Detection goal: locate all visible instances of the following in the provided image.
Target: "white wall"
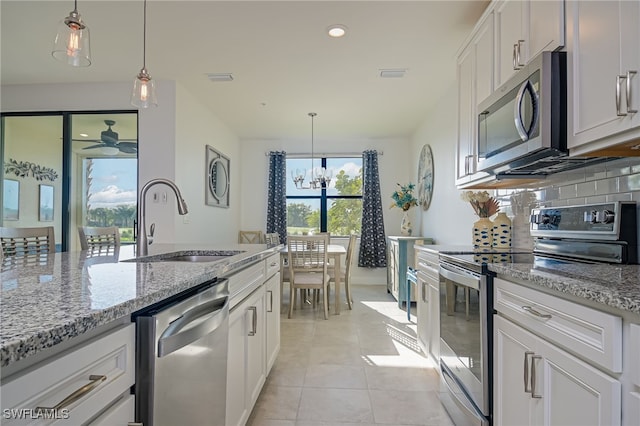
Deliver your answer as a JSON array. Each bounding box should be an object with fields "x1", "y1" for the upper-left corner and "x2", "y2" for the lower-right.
[
  {"x1": 174, "y1": 83, "x2": 240, "y2": 244},
  {"x1": 239, "y1": 136, "x2": 412, "y2": 284},
  {"x1": 1, "y1": 81, "x2": 238, "y2": 245},
  {"x1": 410, "y1": 82, "x2": 477, "y2": 244}
]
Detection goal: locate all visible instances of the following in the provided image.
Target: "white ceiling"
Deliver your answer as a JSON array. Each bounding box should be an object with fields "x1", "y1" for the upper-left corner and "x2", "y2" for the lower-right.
[{"x1": 1, "y1": 1, "x2": 489, "y2": 140}]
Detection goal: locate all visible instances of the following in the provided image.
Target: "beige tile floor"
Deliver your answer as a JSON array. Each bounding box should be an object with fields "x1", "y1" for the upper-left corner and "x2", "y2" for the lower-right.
[{"x1": 246, "y1": 284, "x2": 455, "y2": 426}]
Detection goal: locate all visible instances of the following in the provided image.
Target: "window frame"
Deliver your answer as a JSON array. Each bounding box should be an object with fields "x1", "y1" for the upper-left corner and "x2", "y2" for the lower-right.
[{"x1": 286, "y1": 156, "x2": 362, "y2": 235}]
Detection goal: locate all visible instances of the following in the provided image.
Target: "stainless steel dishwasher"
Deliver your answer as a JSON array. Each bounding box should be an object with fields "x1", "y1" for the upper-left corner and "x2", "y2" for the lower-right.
[{"x1": 132, "y1": 278, "x2": 229, "y2": 426}]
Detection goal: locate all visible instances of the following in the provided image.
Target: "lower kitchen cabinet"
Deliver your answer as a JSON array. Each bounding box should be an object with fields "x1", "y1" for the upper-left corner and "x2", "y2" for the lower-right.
[
  {"x1": 414, "y1": 247, "x2": 440, "y2": 364},
  {"x1": 265, "y1": 272, "x2": 281, "y2": 374},
  {"x1": 494, "y1": 315, "x2": 621, "y2": 425},
  {"x1": 1, "y1": 324, "x2": 135, "y2": 425},
  {"x1": 227, "y1": 284, "x2": 266, "y2": 426}
]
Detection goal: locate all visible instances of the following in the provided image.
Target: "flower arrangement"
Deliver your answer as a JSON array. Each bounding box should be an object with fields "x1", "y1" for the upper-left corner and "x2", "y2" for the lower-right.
[
  {"x1": 391, "y1": 183, "x2": 418, "y2": 211},
  {"x1": 460, "y1": 190, "x2": 500, "y2": 218}
]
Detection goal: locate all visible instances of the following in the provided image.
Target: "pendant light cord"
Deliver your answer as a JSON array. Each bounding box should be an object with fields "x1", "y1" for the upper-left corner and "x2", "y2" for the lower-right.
[
  {"x1": 73, "y1": 0, "x2": 78, "y2": 13},
  {"x1": 142, "y1": 0, "x2": 147, "y2": 69}
]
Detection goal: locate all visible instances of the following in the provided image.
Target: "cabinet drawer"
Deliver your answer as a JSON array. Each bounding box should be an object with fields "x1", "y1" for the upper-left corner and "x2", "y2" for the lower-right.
[
  {"x1": 630, "y1": 323, "x2": 640, "y2": 387},
  {"x1": 494, "y1": 278, "x2": 622, "y2": 372},
  {"x1": 225, "y1": 261, "x2": 265, "y2": 309},
  {"x1": 265, "y1": 253, "x2": 280, "y2": 279},
  {"x1": 88, "y1": 394, "x2": 134, "y2": 425},
  {"x1": 416, "y1": 250, "x2": 439, "y2": 280},
  {"x1": 1, "y1": 324, "x2": 135, "y2": 425}
]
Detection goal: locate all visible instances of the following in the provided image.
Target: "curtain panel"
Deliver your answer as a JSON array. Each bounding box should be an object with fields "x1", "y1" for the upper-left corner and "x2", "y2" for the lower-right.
[
  {"x1": 266, "y1": 151, "x2": 287, "y2": 243},
  {"x1": 359, "y1": 150, "x2": 387, "y2": 267}
]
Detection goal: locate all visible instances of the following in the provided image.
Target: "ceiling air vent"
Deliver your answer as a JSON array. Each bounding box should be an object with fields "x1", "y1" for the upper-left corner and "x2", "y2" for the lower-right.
[
  {"x1": 379, "y1": 69, "x2": 407, "y2": 78},
  {"x1": 207, "y1": 73, "x2": 234, "y2": 82}
]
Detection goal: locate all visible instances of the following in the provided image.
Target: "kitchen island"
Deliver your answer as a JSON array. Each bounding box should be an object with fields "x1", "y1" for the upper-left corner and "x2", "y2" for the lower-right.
[{"x1": 1, "y1": 243, "x2": 280, "y2": 374}]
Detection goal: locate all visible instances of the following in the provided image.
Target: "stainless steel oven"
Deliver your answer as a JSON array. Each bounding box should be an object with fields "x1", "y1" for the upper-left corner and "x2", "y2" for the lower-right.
[{"x1": 438, "y1": 255, "x2": 494, "y2": 426}]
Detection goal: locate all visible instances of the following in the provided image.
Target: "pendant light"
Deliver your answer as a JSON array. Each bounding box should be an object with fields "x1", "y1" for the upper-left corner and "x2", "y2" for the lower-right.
[
  {"x1": 52, "y1": 0, "x2": 91, "y2": 67},
  {"x1": 131, "y1": 0, "x2": 157, "y2": 108},
  {"x1": 291, "y1": 113, "x2": 332, "y2": 189}
]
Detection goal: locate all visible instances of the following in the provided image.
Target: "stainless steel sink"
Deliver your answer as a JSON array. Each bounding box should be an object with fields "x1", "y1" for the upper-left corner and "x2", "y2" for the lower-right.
[{"x1": 124, "y1": 250, "x2": 245, "y2": 263}]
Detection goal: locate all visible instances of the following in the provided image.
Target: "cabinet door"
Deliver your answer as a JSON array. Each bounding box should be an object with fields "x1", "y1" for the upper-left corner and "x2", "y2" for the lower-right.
[
  {"x1": 494, "y1": 315, "x2": 538, "y2": 426},
  {"x1": 528, "y1": 0, "x2": 564, "y2": 60},
  {"x1": 495, "y1": 0, "x2": 525, "y2": 88},
  {"x1": 568, "y1": 0, "x2": 640, "y2": 150},
  {"x1": 536, "y1": 334, "x2": 622, "y2": 426},
  {"x1": 245, "y1": 287, "x2": 266, "y2": 411},
  {"x1": 427, "y1": 280, "x2": 440, "y2": 364},
  {"x1": 456, "y1": 44, "x2": 475, "y2": 181},
  {"x1": 265, "y1": 273, "x2": 281, "y2": 374},
  {"x1": 227, "y1": 303, "x2": 248, "y2": 426},
  {"x1": 416, "y1": 272, "x2": 430, "y2": 355},
  {"x1": 475, "y1": 12, "x2": 494, "y2": 106}
]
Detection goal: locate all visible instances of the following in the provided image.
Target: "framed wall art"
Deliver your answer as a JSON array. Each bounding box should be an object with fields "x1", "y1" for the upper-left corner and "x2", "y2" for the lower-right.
[
  {"x1": 3, "y1": 179, "x2": 20, "y2": 221},
  {"x1": 417, "y1": 144, "x2": 434, "y2": 211},
  {"x1": 39, "y1": 184, "x2": 54, "y2": 221},
  {"x1": 205, "y1": 145, "x2": 230, "y2": 208}
]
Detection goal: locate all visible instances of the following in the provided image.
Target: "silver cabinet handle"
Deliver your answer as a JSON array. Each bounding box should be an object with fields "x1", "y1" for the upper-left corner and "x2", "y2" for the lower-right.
[
  {"x1": 617, "y1": 75, "x2": 628, "y2": 116},
  {"x1": 524, "y1": 351, "x2": 534, "y2": 393},
  {"x1": 267, "y1": 290, "x2": 273, "y2": 312},
  {"x1": 627, "y1": 70, "x2": 638, "y2": 113},
  {"x1": 513, "y1": 44, "x2": 519, "y2": 70},
  {"x1": 248, "y1": 306, "x2": 257, "y2": 336},
  {"x1": 422, "y1": 282, "x2": 427, "y2": 303},
  {"x1": 516, "y1": 40, "x2": 525, "y2": 67},
  {"x1": 36, "y1": 375, "x2": 106, "y2": 412},
  {"x1": 522, "y1": 305, "x2": 552, "y2": 319},
  {"x1": 531, "y1": 355, "x2": 543, "y2": 398}
]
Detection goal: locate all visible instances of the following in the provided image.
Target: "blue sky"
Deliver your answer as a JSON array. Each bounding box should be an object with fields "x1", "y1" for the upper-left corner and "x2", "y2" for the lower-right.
[{"x1": 87, "y1": 158, "x2": 137, "y2": 209}]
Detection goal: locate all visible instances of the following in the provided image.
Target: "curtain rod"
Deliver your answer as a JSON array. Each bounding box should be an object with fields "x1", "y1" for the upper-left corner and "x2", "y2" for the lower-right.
[{"x1": 264, "y1": 151, "x2": 383, "y2": 157}]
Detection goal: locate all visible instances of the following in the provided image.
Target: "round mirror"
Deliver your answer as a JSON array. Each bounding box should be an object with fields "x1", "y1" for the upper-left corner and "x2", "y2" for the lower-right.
[{"x1": 209, "y1": 158, "x2": 229, "y2": 200}]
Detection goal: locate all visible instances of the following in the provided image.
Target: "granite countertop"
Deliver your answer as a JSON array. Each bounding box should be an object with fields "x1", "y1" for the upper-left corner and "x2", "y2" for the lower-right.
[
  {"x1": 1, "y1": 243, "x2": 280, "y2": 369},
  {"x1": 489, "y1": 261, "x2": 640, "y2": 316}
]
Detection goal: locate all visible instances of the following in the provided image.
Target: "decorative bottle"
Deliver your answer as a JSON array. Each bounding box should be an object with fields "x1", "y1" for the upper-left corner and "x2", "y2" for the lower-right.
[
  {"x1": 472, "y1": 217, "x2": 493, "y2": 249},
  {"x1": 491, "y1": 212, "x2": 512, "y2": 249}
]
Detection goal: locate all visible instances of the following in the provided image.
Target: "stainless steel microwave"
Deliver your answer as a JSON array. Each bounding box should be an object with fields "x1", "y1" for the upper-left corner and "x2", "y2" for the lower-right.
[{"x1": 476, "y1": 51, "x2": 567, "y2": 175}]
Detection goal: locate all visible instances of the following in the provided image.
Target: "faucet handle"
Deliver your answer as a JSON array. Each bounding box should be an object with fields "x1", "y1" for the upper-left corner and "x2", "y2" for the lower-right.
[{"x1": 148, "y1": 223, "x2": 155, "y2": 245}]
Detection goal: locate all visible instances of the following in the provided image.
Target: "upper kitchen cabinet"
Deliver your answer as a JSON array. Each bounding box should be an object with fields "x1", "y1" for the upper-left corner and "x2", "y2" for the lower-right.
[
  {"x1": 566, "y1": 0, "x2": 640, "y2": 157},
  {"x1": 456, "y1": 11, "x2": 494, "y2": 186},
  {"x1": 494, "y1": 0, "x2": 565, "y2": 89}
]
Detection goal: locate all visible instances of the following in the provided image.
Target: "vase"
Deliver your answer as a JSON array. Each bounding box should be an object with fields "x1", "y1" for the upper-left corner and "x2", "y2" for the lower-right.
[
  {"x1": 400, "y1": 210, "x2": 412, "y2": 236},
  {"x1": 492, "y1": 212, "x2": 512, "y2": 249},
  {"x1": 472, "y1": 217, "x2": 493, "y2": 249}
]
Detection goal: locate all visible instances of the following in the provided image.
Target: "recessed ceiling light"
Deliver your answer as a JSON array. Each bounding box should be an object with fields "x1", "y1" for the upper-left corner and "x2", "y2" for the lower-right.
[
  {"x1": 80, "y1": 133, "x2": 89, "y2": 137},
  {"x1": 327, "y1": 24, "x2": 347, "y2": 38}
]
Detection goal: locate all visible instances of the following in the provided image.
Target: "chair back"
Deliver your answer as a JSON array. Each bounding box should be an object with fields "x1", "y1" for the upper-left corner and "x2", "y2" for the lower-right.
[
  {"x1": 287, "y1": 234, "x2": 329, "y2": 276},
  {"x1": 78, "y1": 226, "x2": 121, "y2": 250},
  {"x1": 345, "y1": 234, "x2": 358, "y2": 277},
  {"x1": 238, "y1": 230, "x2": 263, "y2": 244},
  {"x1": 0, "y1": 226, "x2": 55, "y2": 256},
  {"x1": 265, "y1": 232, "x2": 281, "y2": 245}
]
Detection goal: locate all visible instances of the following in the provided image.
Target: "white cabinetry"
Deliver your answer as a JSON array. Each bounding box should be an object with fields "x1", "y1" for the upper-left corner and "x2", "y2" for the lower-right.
[
  {"x1": 566, "y1": 0, "x2": 640, "y2": 156},
  {"x1": 629, "y1": 323, "x2": 640, "y2": 426},
  {"x1": 226, "y1": 253, "x2": 281, "y2": 426},
  {"x1": 1, "y1": 324, "x2": 135, "y2": 425},
  {"x1": 494, "y1": 277, "x2": 623, "y2": 426},
  {"x1": 414, "y1": 248, "x2": 440, "y2": 364},
  {"x1": 494, "y1": 0, "x2": 564, "y2": 89}
]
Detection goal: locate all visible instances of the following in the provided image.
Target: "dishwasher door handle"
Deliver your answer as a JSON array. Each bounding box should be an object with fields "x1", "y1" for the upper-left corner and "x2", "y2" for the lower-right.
[{"x1": 158, "y1": 295, "x2": 229, "y2": 357}]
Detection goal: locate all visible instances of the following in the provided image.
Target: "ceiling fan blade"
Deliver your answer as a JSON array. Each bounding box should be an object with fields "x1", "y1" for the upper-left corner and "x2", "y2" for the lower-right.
[
  {"x1": 118, "y1": 142, "x2": 138, "y2": 148},
  {"x1": 82, "y1": 144, "x2": 105, "y2": 150},
  {"x1": 72, "y1": 139, "x2": 102, "y2": 142},
  {"x1": 117, "y1": 139, "x2": 138, "y2": 142},
  {"x1": 119, "y1": 146, "x2": 138, "y2": 154}
]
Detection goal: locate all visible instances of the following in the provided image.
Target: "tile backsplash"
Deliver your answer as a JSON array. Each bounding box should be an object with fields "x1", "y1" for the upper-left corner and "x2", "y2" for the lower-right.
[{"x1": 497, "y1": 157, "x2": 640, "y2": 250}]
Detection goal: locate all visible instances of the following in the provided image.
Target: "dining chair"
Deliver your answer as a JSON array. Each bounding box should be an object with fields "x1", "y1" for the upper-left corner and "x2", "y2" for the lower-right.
[
  {"x1": 78, "y1": 226, "x2": 121, "y2": 250},
  {"x1": 265, "y1": 232, "x2": 281, "y2": 245},
  {"x1": 0, "y1": 226, "x2": 56, "y2": 257},
  {"x1": 287, "y1": 234, "x2": 331, "y2": 319},
  {"x1": 238, "y1": 230, "x2": 263, "y2": 244},
  {"x1": 328, "y1": 234, "x2": 358, "y2": 310}
]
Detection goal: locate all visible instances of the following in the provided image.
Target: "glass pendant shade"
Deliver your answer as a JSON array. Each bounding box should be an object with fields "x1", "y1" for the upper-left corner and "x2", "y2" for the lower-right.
[
  {"x1": 131, "y1": 68, "x2": 158, "y2": 108},
  {"x1": 52, "y1": 10, "x2": 91, "y2": 67}
]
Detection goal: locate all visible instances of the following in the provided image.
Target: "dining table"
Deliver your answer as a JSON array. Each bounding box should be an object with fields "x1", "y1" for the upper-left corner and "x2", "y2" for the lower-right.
[{"x1": 279, "y1": 244, "x2": 347, "y2": 315}]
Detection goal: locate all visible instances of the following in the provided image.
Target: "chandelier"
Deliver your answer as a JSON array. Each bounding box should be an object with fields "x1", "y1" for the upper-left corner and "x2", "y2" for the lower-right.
[{"x1": 291, "y1": 113, "x2": 333, "y2": 189}]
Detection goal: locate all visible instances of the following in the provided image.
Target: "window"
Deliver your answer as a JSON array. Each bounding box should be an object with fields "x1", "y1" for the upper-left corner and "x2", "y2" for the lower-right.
[{"x1": 286, "y1": 157, "x2": 362, "y2": 236}]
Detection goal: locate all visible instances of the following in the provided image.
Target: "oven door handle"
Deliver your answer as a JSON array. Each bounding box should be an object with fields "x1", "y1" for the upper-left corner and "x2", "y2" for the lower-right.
[{"x1": 439, "y1": 264, "x2": 480, "y2": 291}]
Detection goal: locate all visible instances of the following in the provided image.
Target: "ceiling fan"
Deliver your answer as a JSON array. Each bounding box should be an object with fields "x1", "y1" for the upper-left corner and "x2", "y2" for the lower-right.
[{"x1": 74, "y1": 120, "x2": 137, "y2": 154}]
